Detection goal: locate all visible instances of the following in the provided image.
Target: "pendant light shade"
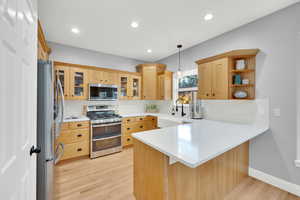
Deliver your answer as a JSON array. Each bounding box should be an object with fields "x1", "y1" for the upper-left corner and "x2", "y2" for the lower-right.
[{"x1": 177, "y1": 44, "x2": 182, "y2": 77}]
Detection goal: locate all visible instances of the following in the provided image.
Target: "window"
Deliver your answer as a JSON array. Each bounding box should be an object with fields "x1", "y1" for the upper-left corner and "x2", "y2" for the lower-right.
[{"x1": 173, "y1": 69, "x2": 198, "y2": 105}]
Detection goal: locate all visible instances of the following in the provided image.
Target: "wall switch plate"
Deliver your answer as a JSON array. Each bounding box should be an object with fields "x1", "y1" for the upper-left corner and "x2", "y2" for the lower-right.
[{"x1": 273, "y1": 108, "x2": 281, "y2": 117}]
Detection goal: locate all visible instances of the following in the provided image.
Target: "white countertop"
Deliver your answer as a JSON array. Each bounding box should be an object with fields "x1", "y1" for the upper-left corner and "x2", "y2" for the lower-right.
[
  {"x1": 63, "y1": 115, "x2": 90, "y2": 122},
  {"x1": 132, "y1": 119, "x2": 268, "y2": 168},
  {"x1": 121, "y1": 113, "x2": 199, "y2": 123}
]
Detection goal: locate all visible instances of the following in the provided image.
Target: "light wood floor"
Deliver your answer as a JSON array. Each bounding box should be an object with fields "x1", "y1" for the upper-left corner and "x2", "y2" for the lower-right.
[{"x1": 55, "y1": 148, "x2": 300, "y2": 200}]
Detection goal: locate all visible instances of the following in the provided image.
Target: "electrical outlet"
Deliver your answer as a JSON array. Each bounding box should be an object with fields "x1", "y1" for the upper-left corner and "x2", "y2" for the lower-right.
[{"x1": 273, "y1": 108, "x2": 281, "y2": 117}]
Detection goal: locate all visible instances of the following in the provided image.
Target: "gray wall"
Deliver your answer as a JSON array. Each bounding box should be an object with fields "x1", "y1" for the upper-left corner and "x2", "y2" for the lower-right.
[
  {"x1": 158, "y1": 3, "x2": 300, "y2": 185},
  {"x1": 48, "y1": 42, "x2": 144, "y2": 72}
]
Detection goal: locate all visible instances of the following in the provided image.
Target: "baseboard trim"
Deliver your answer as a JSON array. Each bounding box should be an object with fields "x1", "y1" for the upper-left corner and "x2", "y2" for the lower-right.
[
  {"x1": 249, "y1": 168, "x2": 300, "y2": 197},
  {"x1": 295, "y1": 160, "x2": 300, "y2": 167}
]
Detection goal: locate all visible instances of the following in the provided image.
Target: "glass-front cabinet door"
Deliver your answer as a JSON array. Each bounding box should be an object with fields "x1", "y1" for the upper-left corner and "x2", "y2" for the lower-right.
[
  {"x1": 119, "y1": 74, "x2": 129, "y2": 100},
  {"x1": 131, "y1": 75, "x2": 141, "y2": 100},
  {"x1": 69, "y1": 68, "x2": 87, "y2": 100},
  {"x1": 55, "y1": 65, "x2": 70, "y2": 99}
]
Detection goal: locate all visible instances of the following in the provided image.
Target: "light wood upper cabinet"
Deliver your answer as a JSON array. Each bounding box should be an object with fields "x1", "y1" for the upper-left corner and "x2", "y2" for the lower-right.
[
  {"x1": 55, "y1": 65, "x2": 70, "y2": 99},
  {"x1": 158, "y1": 71, "x2": 173, "y2": 100},
  {"x1": 88, "y1": 70, "x2": 103, "y2": 83},
  {"x1": 196, "y1": 49, "x2": 259, "y2": 100},
  {"x1": 131, "y1": 75, "x2": 142, "y2": 100},
  {"x1": 119, "y1": 74, "x2": 130, "y2": 100},
  {"x1": 88, "y1": 70, "x2": 118, "y2": 85},
  {"x1": 141, "y1": 66, "x2": 157, "y2": 100},
  {"x1": 198, "y1": 62, "x2": 213, "y2": 99},
  {"x1": 119, "y1": 74, "x2": 141, "y2": 100},
  {"x1": 212, "y1": 58, "x2": 229, "y2": 99},
  {"x1": 198, "y1": 58, "x2": 228, "y2": 99},
  {"x1": 136, "y1": 64, "x2": 167, "y2": 100},
  {"x1": 69, "y1": 67, "x2": 88, "y2": 100},
  {"x1": 37, "y1": 20, "x2": 51, "y2": 60}
]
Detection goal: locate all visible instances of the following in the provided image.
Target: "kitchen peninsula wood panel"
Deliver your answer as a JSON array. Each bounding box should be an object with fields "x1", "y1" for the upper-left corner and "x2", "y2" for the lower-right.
[{"x1": 133, "y1": 139, "x2": 249, "y2": 200}]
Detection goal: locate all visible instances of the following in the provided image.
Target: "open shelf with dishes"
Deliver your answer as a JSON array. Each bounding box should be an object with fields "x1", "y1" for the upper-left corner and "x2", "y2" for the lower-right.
[{"x1": 229, "y1": 54, "x2": 257, "y2": 100}]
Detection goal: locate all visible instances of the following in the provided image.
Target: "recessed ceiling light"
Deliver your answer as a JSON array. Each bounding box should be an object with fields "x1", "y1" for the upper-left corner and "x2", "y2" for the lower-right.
[
  {"x1": 147, "y1": 49, "x2": 152, "y2": 53},
  {"x1": 204, "y1": 13, "x2": 213, "y2": 21},
  {"x1": 131, "y1": 21, "x2": 139, "y2": 28},
  {"x1": 71, "y1": 27, "x2": 80, "y2": 34}
]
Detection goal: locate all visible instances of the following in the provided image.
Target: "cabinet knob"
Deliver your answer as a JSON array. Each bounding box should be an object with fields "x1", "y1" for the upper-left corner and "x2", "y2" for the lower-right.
[
  {"x1": 140, "y1": 126, "x2": 143, "y2": 129},
  {"x1": 127, "y1": 119, "x2": 130, "y2": 122},
  {"x1": 212, "y1": 93, "x2": 215, "y2": 96},
  {"x1": 127, "y1": 138, "x2": 131, "y2": 141},
  {"x1": 77, "y1": 134, "x2": 82, "y2": 137},
  {"x1": 77, "y1": 124, "x2": 82, "y2": 127},
  {"x1": 206, "y1": 94, "x2": 209, "y2": 96},
  {"x1": 77, "y1": 148, "x2": 82, "y2": 152},
  {"x1": 127, "y1": 128, "x2": 130, "y2": 130}
]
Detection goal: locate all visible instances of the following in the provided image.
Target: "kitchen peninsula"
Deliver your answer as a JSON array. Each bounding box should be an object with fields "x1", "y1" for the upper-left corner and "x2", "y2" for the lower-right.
[{"x1": 132, "y1": 116, "x2": 269, "y2": 200}]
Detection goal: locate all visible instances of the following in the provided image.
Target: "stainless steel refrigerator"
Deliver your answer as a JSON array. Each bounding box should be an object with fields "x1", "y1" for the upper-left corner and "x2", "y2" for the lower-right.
[{"x1": 37, "y1": 60, "x2": 65, "y2": 200}]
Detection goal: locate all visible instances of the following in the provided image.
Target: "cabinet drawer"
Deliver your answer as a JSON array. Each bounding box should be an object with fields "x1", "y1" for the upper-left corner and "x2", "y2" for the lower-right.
[
  {"x1": 57, "y1": 128, "x2": 89, "y2": 144},
  {"x1": 61, "y1": 141, "x2": 89, "y2": 160},
  {"x1": 123, "y1": 135, "x2": 133, "y2": 147},
  {"x1": 69, "y1": 121, "x2": 89, "y2": 129},
  {"x1": 122, "y1": 117, "x2": 136, "y2": 124},
  {"x1": 135, "y1": 116, "x2": 146, "y2": 122},
  {"x1": 123, "y1": 122, "x2": 147, "y2": 134}
]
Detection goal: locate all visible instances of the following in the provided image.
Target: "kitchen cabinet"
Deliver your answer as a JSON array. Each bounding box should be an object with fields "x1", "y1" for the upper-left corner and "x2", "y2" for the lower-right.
[
  {"x1": 131, "y1": 75, "x2": 142, "y2": 100},
  {"x1": 37, "y1": 20, "x2": 51, "y2": 60},
  {"x1": 136, "y1": 64, "x2": 167, "y2": 100},
  {"x1": 122, "y1": 116, "x2": 158, "y2": 147},
  {"x1": 55, "y1": 65, "x2": 70, "y2": 99},
  {"x1": 158, "y1": 71, "x2": 173, "y2": 100},
  {"x1": 88, "y1": 70, "x2": 118, "y2": 85},
  {"x1": 119, "y1": 74, "x2": 141, "y2": 100},
  {"x1": 69, "y1": 68, "x2": 88, "y2": 100},
  {"x1": 56, "y1": 121, "x2": 90, "y2": 161},
  {"x1": 89, "y1": 70, "x2": 103, "y2": 84},
  {"x1": 198, "y1": 58, "x2": 228, "y2": 99},
  {"x1": 196, "y1": 49, "x2": 259, "y2": 100},
  {"x1": 55, "y1": 64, "x2": 88, "y2": 100}
]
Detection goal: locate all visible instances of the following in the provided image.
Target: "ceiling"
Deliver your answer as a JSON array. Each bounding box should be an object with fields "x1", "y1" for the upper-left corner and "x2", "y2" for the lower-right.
[{"x1": 38, "y1": 0, "x2": 299, "y2": 62}]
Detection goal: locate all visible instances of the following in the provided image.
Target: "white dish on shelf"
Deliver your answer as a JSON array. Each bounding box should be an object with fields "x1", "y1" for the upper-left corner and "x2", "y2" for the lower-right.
[{"x1": 234, "y1": 90, "x2": 248, "y2": 98}]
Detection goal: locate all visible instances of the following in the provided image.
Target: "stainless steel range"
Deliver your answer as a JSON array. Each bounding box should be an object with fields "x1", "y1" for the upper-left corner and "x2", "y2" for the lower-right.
[{"x1": 86, "y1": 105, "x2": 122, "y2": 158}]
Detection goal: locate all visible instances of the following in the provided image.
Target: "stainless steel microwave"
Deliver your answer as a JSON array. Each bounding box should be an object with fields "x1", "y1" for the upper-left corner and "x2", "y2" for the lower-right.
[{"x1": 89, "y1": 84, "x2": 118, "y2": 101}]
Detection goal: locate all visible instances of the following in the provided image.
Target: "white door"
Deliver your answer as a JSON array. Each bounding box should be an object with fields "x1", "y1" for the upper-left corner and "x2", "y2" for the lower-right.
[{"x1": 0, "y1": 0, "x2": 38, "y2": 200}]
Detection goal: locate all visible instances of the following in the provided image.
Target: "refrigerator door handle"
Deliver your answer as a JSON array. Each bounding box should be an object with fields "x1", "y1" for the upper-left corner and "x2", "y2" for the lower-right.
[
  {"x1": 54, "y1": 142, "x2": 64, "y2": 164},
  {"x1": 56, "y1": 78, "x2": 65, "y2": 137}
]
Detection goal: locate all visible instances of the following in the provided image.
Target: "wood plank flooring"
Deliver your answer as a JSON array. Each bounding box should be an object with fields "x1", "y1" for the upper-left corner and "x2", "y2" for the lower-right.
[{"x1": 55, "y1": 148, "x2": 300, "y2": 200}]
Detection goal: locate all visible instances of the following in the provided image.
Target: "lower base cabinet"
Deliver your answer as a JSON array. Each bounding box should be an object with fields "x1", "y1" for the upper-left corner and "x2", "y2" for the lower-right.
[
  {"x1": 56, "y1": 121, "x2": 90, "y2": 161},
  {"x1": 122, "y1": 116, "x2": 158, "y2": 147}
]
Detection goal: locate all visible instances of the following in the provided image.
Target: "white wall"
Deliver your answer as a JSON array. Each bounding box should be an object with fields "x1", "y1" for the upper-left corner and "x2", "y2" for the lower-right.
[
  {"x1": 48, "y1": 42, "x2": 144, "y2": 72},
  {"x1": 158, "y1": 3, "x2": 300, "y2": 185}
]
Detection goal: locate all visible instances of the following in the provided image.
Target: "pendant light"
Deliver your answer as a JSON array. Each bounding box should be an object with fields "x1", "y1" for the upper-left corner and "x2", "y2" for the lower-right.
[{"x1": 177, "y1": 44, "x2": 183, "y2": 77}]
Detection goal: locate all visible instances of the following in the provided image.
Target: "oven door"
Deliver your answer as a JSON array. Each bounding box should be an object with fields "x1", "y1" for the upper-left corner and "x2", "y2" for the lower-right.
[
  {"x1": 91, "y1": 122, "x2": 122, "y2": 157},
  {"x1": 89, "y1": 84, "x2": 118, "y2": 101}
]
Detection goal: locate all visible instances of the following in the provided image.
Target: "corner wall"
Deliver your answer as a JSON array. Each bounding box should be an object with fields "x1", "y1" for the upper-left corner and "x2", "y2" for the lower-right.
[{"x1": 158, "y1": 3, "x2": 300, "y2": 185}]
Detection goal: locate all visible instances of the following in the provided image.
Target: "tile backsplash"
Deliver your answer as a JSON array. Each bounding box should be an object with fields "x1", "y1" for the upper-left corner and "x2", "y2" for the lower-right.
[{"x1": 64, "y1": 100, "x2": 151, "y2": 116}]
